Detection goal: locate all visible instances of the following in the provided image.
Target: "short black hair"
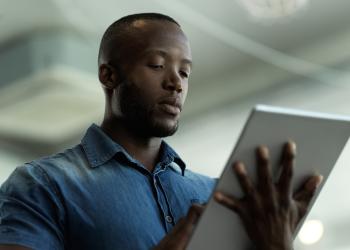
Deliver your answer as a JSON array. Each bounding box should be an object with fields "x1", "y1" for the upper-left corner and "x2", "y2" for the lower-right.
[{"x1": 98, "y1": 13, "x2": 180, "y2": 66}]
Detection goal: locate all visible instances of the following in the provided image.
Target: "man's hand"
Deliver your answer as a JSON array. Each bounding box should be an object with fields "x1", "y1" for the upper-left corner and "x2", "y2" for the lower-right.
[
  {"x1": 153, "y1": 204, "x2": 204, "y2": 250},
  {"x1": 214, "y1": 141, "x2": 323, "y2": 250}
]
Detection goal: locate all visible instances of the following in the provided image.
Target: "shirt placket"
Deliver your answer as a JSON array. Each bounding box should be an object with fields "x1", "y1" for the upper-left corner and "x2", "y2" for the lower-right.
[{"x1": 151, "y1": 168, "x2": 175, "y2": 233}]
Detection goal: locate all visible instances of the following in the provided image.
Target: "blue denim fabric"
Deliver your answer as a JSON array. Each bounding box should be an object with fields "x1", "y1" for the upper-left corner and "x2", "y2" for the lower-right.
[{"x1": 0, "y1": 124, "x2": 215, "y2": 250}]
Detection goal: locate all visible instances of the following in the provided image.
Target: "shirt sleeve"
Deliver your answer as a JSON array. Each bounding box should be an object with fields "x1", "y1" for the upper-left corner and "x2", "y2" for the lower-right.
[{"x1": 0, "y1": 164, "x2": 65, "y2": 250}]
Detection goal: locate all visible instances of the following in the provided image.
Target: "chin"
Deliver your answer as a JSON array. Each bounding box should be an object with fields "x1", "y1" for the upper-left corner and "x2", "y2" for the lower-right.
[{"x1": 149, "y1": 119, "x2": 179, "y2": 138}]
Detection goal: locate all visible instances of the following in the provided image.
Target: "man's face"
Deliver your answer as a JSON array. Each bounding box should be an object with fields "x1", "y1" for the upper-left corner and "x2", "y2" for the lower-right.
[{"x1": 111, "y1": 20, "x2": 192, "y2": 137}]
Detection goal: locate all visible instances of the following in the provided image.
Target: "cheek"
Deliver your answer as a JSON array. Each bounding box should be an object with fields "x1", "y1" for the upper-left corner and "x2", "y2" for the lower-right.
[
  {"x1": 132, "y1": 66, "x2": 163, "y2": 85},
  {"x1": 182, "y1": 83, "x2": 189, "y2": 104},
  {"x1": 125, "y1": 81, "x2": 158, "y2": 112},
  {"x1": 129, "y1": 71, "x2": 163, "y2": 101}
]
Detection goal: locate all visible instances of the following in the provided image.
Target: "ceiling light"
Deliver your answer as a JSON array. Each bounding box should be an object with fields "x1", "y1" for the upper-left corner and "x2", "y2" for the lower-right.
[
  {"x1": 238, "y1": 0, "x2": 309, "y2": 19},
  {"x1": 298, "y1": 219, "x2": 324, "y2": 245}
]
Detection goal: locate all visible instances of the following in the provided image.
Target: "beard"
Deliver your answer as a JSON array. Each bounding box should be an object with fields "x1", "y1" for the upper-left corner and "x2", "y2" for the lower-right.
[{"x1": 118, "y1": 80, "x2": 179, "y2": 138}]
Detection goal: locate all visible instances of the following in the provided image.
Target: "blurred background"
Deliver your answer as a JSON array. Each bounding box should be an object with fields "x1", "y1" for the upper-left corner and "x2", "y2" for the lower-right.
[{"x1": 1, "y1": 0, "x2": 350, "y2": 249}]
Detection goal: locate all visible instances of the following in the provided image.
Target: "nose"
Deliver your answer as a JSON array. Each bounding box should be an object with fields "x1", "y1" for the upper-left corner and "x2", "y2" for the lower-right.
[{"x1": 163, "y1": 69, "x2": 182, "y2": 93}]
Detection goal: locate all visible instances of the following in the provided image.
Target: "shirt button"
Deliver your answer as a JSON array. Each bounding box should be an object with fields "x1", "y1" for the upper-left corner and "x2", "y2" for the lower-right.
[{"x1": 165, "y1": 215, "x2": 173, "y2": 223}]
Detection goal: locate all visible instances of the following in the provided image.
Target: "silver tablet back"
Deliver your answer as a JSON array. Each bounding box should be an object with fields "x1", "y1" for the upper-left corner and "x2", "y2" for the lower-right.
[{"x1": 188, "y1": 105, "x2": 350, "y2": 250}]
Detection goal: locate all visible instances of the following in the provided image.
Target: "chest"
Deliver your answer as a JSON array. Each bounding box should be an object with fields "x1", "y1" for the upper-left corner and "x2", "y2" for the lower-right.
[{"x1": 61, "y1": 168, "x2": 208, "y2": 250}]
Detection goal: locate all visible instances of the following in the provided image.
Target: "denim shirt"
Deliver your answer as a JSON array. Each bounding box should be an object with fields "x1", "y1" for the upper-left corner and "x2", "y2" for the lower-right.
[{"x1": 0, "y1": 124, "x2": 215, "y2": 250}]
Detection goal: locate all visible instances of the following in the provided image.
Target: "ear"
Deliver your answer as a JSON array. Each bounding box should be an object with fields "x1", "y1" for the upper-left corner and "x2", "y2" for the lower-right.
[{"x1": 98, "y1": 64, "x2": 119, "y2": 89}]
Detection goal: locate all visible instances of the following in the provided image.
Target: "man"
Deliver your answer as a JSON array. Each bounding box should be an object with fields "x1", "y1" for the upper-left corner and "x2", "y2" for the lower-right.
[{"x1": 0, "y1": 13, "x2": 322, "y2": 250}]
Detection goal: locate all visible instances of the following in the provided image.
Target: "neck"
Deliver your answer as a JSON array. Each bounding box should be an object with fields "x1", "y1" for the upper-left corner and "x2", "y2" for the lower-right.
[{"x1": 100, "y1": 117, "x2": 162, "y2": 173}]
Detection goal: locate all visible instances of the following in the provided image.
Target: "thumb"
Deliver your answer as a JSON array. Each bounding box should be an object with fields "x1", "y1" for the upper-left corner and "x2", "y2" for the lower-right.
[
  {"x1": 173, "y1": 205, "x2": 204, "y2": 249},
  {"x1": 186, "y1": 204, "x2": 205, "y2": 225},
  {"x1": 172, "y1": 204, "x2": 204, "y2": 239}
]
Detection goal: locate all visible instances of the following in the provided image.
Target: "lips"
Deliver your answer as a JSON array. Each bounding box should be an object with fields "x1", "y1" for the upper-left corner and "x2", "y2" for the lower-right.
[{"x1": 158, "y1": 97, "x2": 182, "y2": 116}]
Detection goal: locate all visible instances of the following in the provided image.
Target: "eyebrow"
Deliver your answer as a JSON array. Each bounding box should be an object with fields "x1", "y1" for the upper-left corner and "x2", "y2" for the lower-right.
[{"x1": 143, "y1": 49, "x2": 193, "y2": 68}]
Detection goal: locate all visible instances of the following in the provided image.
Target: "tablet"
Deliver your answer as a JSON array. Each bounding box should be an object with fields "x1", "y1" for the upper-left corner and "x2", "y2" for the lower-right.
[{"x1": 188, "y1": 105, "x2": 350, "y2": 250}]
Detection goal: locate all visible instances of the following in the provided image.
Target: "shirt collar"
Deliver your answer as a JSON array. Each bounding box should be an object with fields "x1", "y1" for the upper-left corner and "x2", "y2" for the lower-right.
[
  {"x1": 81, "y1": 124, "x2": 128, "y2": 168},
  {"x1": 159, "y1": 140, "x2": 186, "y2": 175},
  {"x1": 81, "y1": 124, "x2": 186, "y2": 174}
]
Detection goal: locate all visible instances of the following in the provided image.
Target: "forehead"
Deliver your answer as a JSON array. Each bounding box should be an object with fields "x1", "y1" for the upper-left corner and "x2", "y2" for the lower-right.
[{"x1": 124, "y1": 20, "x2": 192, "y2": 60}]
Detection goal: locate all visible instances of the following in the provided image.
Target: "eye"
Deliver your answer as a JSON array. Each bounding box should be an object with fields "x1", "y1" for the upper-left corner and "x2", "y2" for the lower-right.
[
  {"x1": 148, "y1": 64, "x2": 164, "y2": 69},
  {"x1": 180, "y1": 70, "x2": 189, "y2": 78}
]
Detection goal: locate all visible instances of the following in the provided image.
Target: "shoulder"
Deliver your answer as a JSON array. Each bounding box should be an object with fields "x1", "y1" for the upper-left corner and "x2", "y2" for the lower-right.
[
  {"x1": 1, "y1": 144, "x2": 89, "y2": 195},
  {"x1": 0, "y1": 163, "x2": 67, "y2": 250},
  {"x1": 184, "y1": 169, "x2": 216, "y2": 187},
  {"x1": 182, "y1": 169, "x2": 217, "y2": 200},
  {"x1": 31, "y1": 144, "x2": 88, "y2": 170},
  {"x1": 25, "y1": 144, "x2": 91, "y2": 180}
]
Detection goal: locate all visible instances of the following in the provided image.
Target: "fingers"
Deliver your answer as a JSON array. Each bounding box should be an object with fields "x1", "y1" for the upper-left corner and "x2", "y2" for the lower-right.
[
  {"x1": 163, "y1": 205, "x2": 203, "y2": 249},
  {"x1": 277, "y1": 141, "x2": 296, "y2": 205},
  {"x1": 155, "y1": 217, "x2": 192, "y2": 250},
  {"x1": 172, "y1": 204, "x2": 203, "y2": 234},
  {"x1": 256, "y1": 146, "x2": 274, "y2": 196},
  {"x1": 186, "y1": 204, "x2": 204, "y2": 225},
  {"x1": 214, "y1": 191, "x2": 242, "y2": 214},
  {"x1": 233, "y1": 162, "x2": 255, "y2": 197},
  {"x1": 256, "y1": 145, "x2": 278, "y2": 212},
  {"x1": 294, "y1": 175, "x2": 323, "y2": 204},
  {"x1": 214, "y1": 163, "x2": 248, "y2": 216}
]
